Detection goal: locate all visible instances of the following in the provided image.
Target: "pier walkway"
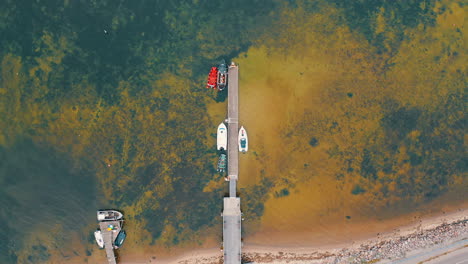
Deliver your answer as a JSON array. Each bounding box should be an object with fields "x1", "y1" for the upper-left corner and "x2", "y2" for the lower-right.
[
  {"x1": 227, "y1": 63, "x2": 239, "y2": 188},
  {"x1": 99, "y1": 220, "x2": 122, "y2": 264},
  {"x1": 222, "y1": 63, "x2": 242, "y2": 264},
  {"x1": 222, "y1": 197, "x2": 242, "y2": 264}
]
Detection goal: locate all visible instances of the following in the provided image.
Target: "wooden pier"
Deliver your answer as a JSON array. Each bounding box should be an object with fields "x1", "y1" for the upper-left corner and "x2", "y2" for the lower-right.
[
  {"x1": 227, "y1": 63, "x2": 239, "y2": 187},
  {"x1": 222, "y1": 63, "x2": 242, "y2": 264},
  {"x1": 222, "y1": 197, "x2": 242, "y2": 264},
  {"x1": 99, "y1": 220, "x2": 123, "y2": 264}
]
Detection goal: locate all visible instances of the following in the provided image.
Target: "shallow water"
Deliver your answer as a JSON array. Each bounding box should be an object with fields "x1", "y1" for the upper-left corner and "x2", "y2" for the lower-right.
[
  {"x1": 0, "y1": 1, "x2": 466, "y2": 263},
  {"x1": 233, "y1": 0, "x2": 466, "y2": 246},
  {"x1": 0, "y1": 140, "x2": 98, "y2": 263}
]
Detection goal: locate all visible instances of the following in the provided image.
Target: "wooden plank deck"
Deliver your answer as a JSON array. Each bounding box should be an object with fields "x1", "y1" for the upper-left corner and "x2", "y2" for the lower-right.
[
  {"x1": 223, "y1": 62, "x2": 242, "y2": 264},
  {"x1": 222, "y1": 197, "x2": 242, "y2": 264},
  {"x1": 227, "y1": 63, "x2": 239, "y2": 192},
  {"x1": 99, "y1": 220, "x2": 122, "y2": 264}
]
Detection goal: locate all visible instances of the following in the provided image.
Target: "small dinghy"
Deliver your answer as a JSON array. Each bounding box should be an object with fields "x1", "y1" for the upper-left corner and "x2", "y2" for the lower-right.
[
  {"x1": 114, "y1": 230, "x2": 127, "y2": 249},
  {"x1": 97, "y1": 210, "x2": 123, "y2": 221},
  {"x1": 217, "y1": 154, "x2": 227, "y2": 173},
  {"x1": 94, "y1": 230, "x2": 104, "y2": 249},
  {"x1": 206, "y1": 67, "x2": 218, "y2": 89},
  {"x1": 217, "y1": 60, "x2": 228, "y2": 91},
  {"x1": 238, "y1": 126, "x2": 248, "y2": 153}
]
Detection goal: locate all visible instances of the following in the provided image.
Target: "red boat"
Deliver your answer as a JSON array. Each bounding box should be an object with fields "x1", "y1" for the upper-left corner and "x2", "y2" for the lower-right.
[{"x1": 206, "y1": 67, "x2": 218, "y2": 89}]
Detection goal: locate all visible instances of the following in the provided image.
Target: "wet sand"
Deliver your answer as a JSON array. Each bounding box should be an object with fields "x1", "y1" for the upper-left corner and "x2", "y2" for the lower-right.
[
  {"x1": 246, "y1": 193, "x2": 468, "y2": 246},
  {"x1": 86, "y1": 204, "x2": 466, "y2": 264}
]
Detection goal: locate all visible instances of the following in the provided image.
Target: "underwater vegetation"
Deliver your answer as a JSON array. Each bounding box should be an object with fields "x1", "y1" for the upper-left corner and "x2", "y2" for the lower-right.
[
  {"x1": 0, "y1": 0, "x2": 466, "y2": 262},
  {"x1": 236, "y1": 0, "x2": 466, "y2": 234}
]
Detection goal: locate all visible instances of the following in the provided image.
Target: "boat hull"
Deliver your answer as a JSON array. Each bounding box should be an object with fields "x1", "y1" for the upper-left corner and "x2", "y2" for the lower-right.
[
  {"x1": 206, "y1": 67, "x2": 218, "y2": 89},
  {"x1": 217, "y1": 60, "x2": 228, "y2": 91},
  {"x1": 217, "y1": 154, "x2": 227, "y2": 173},
  {"x1": 217, "y1": 122, "x2": 227, "y2": 150},
  {"x1": 97, "y1": 210, "x2": 123, "y2": 221},
  {"x1": 238, "y1": 126, "x2": 248, "y2": 153},
  {"x1": 94, "y1": 230, "x2": 104, "y2": 249},
  {"x1": 114, "y1": 230, "x2": 126, "y2": 249},
  {"x1": 217, "y1": 72, "x2": 227, "y2": 90}
]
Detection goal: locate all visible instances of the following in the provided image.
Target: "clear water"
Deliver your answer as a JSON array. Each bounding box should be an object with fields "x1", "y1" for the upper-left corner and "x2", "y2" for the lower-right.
[{"x1": 0, "y1": 0, "x2": 466, "y2": 263}]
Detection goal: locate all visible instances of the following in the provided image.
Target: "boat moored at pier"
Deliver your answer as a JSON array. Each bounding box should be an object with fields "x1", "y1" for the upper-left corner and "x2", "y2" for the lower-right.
[
  {"x1": 114, "y1": 230, "x2": 127, "y2": 249},
  {"x1": 217, "y1": 122, "x2": 227, "y2": 151},
  {"x1": 218, "y1": 153, "x2": 227, "y2": 173},
  {"x1": 97, "y1": 210, "x2": 123, "y2": 221},
  {"x1": 217, "y1": 60, "x2": 228, "y2": 91},
  {"x1": 238, "y1": 126, "x2": 248, "y2": 153},
  {"x1": 94, "y1": 230, "x2": 104, "y2": 249},
  {"x1": 206, "y1": 67, "x2": 218, "y2": 89}
]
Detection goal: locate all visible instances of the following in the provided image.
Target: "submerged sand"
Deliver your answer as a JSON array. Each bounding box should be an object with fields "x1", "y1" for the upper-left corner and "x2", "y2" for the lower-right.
[
  {"x1": 105, "y1": 205, "x2": 467, "y2": 264},
  {"x1": 83, "y1": 4, "x2": 466, "y2": 263}
]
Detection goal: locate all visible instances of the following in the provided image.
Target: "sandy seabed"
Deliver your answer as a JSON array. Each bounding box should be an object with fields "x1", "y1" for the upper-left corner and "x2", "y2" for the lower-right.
[{"x1": 114, "y1": 205, "x2": 468, "y2": 264}]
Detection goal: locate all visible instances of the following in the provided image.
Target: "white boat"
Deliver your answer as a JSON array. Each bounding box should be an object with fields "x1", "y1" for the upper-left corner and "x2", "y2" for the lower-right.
[
  {"x1": 94, "y1": 230, "x2": 104, "y2": 249},
  {"x1": 97, "y1": 210, "x2": 123, "y2": 221},
  {"x1": 238, "y1": 126, "x2": 248, "y2": 153},
  {"x1": 217, "y1": 122, "x2": 227, "y2": 151}
]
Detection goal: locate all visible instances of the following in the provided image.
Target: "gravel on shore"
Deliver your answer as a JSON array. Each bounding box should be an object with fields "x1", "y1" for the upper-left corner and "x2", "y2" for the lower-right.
[{"x1": 241, "y1": 219, "x2": 468, "y2": 264}]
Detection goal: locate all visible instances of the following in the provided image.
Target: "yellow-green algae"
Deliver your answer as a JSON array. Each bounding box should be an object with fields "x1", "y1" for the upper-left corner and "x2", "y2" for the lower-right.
[
  {"x1": 235, "y1": 0, "x2": 466, "y2": 244},
  {"x1": 0, "y1": 0, "x2": 466, "y2": 263}
]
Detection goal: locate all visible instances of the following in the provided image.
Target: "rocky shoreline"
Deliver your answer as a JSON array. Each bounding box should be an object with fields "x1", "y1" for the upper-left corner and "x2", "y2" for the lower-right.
[
  {"x1": 130, "y1": 208, "x2": 468, "y2": 264},
  {"x1": 241, "y1": 219, "x2": 468, "y2": 264}
]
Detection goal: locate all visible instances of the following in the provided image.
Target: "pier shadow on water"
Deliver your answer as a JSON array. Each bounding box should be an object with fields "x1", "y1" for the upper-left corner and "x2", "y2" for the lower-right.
[
  {"x1": 215, "y1": 87, "x2": 228, "y2": 103},
  {"x1": 0, "y1": 139, "x2": 98, "y2": 263}
]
